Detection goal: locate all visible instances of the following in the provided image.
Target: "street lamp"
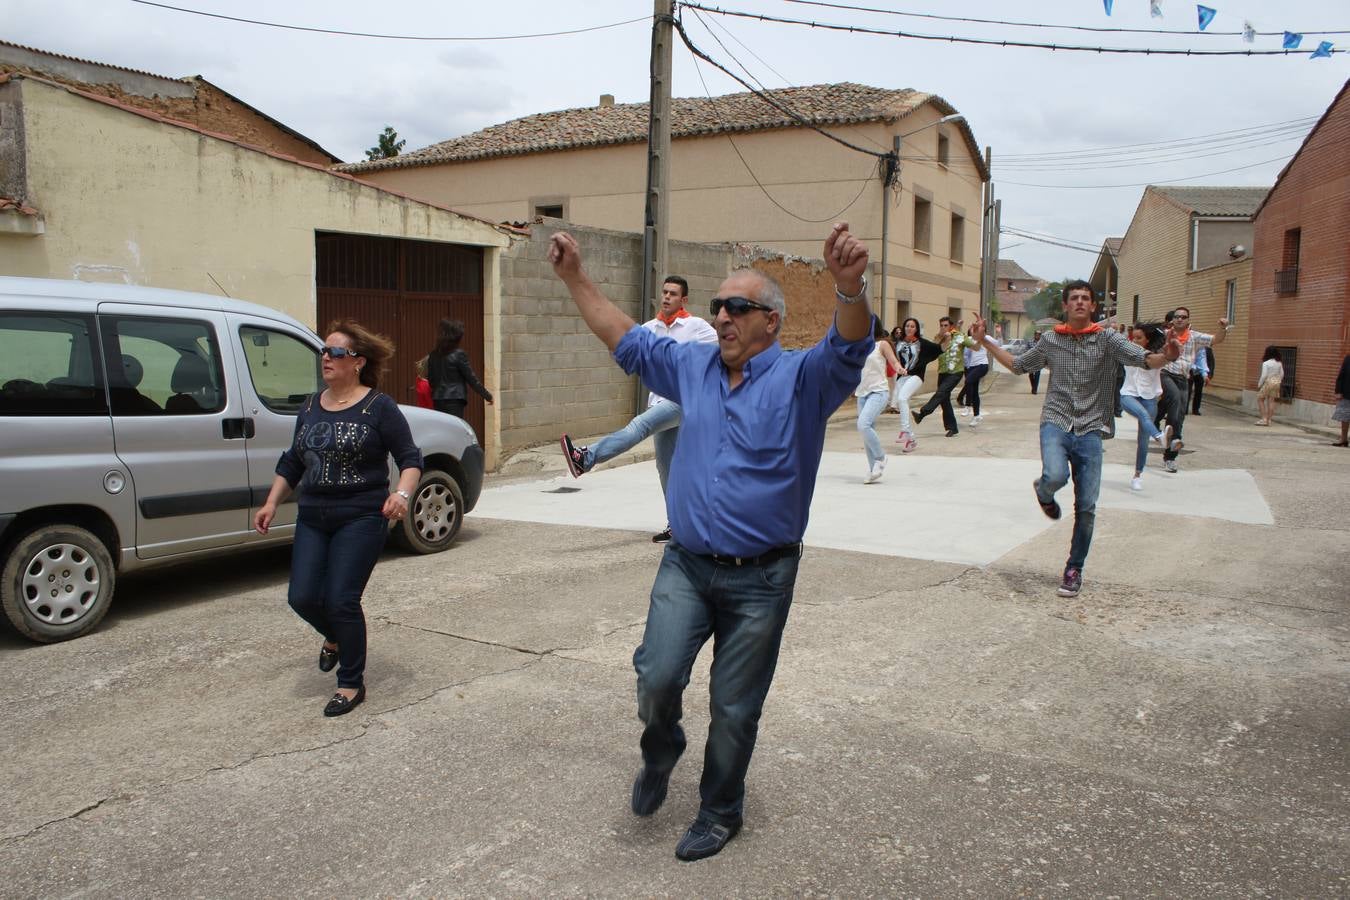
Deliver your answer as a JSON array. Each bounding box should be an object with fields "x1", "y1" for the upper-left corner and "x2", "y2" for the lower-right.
[{"x1": 878, "y1": 114, "x2": 966, "y2": 323}]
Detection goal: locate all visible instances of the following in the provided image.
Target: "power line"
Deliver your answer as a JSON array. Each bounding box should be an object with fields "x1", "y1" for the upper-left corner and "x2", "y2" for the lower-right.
[
  {"x1": 998, "y1": 153, "x2": 1291, "y2": 189},
  {"x1": 681, "y1": 3, "x2": 1348, "y2": 55},
  {"x1": 1001, "y1": 226, "x2": 1100, "y2": 251},
  {"x1": 125, "y1": 0, "x2": 647, "y2": 40},
  {"x1": 994, "y1": 131, "x2": 1308, "y2": 172},
  {"x1": 1000, "y1": 229, "x2": 1104, "y2": 254},
  {"x1": 780, "y1": 0, "x2": 1350, "y2": 37},
  {"x1": 997, "y1": 116, "x2": 1318, "y2": 160}
]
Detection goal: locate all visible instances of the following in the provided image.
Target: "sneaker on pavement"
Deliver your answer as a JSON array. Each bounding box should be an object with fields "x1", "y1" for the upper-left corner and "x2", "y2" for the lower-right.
[
  {"x1": 1169, "y1": 436, "x2": 1184, "y2": 453},
  {"x1": 1033, "y1": 480, "x2": 1061, "y2": 520},
  {"x1": 901, "y1": 436, "x2": 918, "y2": 454},
  {"x1": 1163, "y1": 459, "x2": 1178, "y2": 473},
  {"x1": 560, "y1": 434, "x2": 588, "y2": 478},
  {"x1": 972, "y1": 414, "x2": 983, "y2": 426},
  {"x1": 1057, "y1": 566, "x2": 1082, "y2": 597},
  {"x1": 960, "y1": 408, "x2": 970, "y2": 417},
  {"x1": 912, "y1": 410, "x2": 926, "y2": 426},
  {"x1": 945, "y1": 429, "x2": 958, "y2": 437},
  {"x1": 631, "y1": 767, "x2": 671, "y2": 817},
  {"x1": 1130, "y1": 476, "x2": 1143, "y2": 491},
  {"x1": 652, "y1": 526, "x2": 672, "y2": 544},
  {"x1": 675, "y1": 816, "x2": 742, "y2": 862},
  {"x1": 864, "y1": 458, "x2": 886, "y2": 484}
]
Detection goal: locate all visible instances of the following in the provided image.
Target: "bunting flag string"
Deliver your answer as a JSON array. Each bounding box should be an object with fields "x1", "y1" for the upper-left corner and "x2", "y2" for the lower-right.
[{"x1": 1100, "y1": 2, "x2": 1337, "y2": 58}]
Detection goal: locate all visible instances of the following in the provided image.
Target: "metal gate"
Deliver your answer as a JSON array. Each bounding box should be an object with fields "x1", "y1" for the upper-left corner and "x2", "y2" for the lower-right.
[{"x1": 315, "y1": 232, "x2": 486, "y2": 441}]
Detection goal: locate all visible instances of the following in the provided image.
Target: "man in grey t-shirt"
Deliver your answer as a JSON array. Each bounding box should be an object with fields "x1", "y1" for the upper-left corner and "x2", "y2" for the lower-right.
[{"x1": 973, "y1": 280, "x2": 1179, "y2": 598}]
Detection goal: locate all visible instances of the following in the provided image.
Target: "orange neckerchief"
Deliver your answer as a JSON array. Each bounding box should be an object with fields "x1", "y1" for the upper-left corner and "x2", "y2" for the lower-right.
[
  {"x1": 1172, "y1": 328, "x2": 1191, "y2": 345},
  {"x1": 657, "y1": 308, "x2": 691, "y2": 327},
  {"x1": 1053, "y1": 321, "x2": 1104, "y2": 336}
]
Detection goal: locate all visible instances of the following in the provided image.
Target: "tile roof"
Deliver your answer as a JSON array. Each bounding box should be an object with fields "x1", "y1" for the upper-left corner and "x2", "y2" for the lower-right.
[
  {"x1": 1151, "y1": 185, "x2": 1270, "y2": 217},
  {"x1": 995, "y1": 258, "x2": 1038, "y2": 281},
  {"x1": 340, "y1": 83, "x2": 987, "y2": 179}
]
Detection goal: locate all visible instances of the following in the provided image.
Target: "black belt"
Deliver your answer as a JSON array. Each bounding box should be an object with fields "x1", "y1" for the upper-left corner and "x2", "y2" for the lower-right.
[{"x1": 708, "y1": 542, "x2": 802, "y2": 567}]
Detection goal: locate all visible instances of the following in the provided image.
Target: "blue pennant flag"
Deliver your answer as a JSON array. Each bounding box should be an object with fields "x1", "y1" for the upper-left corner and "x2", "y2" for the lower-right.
[
  {"x1": 1150, "y1": 0, "x2": 1163, "y2": 17},
  {"x1": 1196, "y1": 5, "x2": 1216, "y2": 31},
  {"x1": 1104, "y1": 0, "x2": 1113, "y2": 15},
  {"x1": 1310, "y1": 40, "x2": 1333, "y2": 59},
  {"x1": 1283, "y1": 32, "x2": 1303, "y2": 49}
]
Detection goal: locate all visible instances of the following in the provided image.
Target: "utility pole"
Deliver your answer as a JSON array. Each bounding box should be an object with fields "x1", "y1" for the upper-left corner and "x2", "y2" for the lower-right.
[
  {"x1": 639, "y1": 0, "x2": 673, "y2": 415},
  {"x1": 877, "y1": 135, "x2": 900, "y2": 328},
  {"x1": 979, "y1": 146, "x2": 994, "y2": 322}
]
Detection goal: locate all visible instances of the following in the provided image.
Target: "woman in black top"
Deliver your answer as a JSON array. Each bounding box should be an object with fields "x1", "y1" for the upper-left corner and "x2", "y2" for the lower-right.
[
  {"x1": 254, "y1": 320, "x2": 422, "y2": 717},
  {"x1": 1333, "y1": 354, "x2": 1350, "y2": 447},
  {"x1": 890, "y1": 317, "x2": 942, "y2": 452},
  {"x1": 427, "y1": 318, "x2": 493, "y2": 420}
]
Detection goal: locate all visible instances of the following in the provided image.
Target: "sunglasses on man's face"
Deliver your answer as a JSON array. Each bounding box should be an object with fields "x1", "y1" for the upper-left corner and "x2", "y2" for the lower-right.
[
  {"x1": 321, "y1": 346, "x2": 358, "y2": 359},
  {"x1": 710, "y1": 296, "x2": 775, "y2": 317}
]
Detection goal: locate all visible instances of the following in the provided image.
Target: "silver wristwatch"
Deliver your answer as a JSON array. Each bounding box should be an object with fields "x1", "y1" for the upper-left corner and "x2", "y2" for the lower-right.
[
  {"x1": 835, "y1": 276, "x2": 868, "y2": 305},
  {"x1": 395, "y1": 489, "x2": 411, "y2": 501}
]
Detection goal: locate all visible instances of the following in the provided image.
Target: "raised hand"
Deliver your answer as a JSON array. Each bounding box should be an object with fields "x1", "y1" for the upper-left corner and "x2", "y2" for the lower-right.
[
  {"x1": 547, "y1": 232, "x2": 584, "y2": 281},
  {"x1": 824, "y1": 222, "x2": 868, "y2": 294},
  {"x1": 970, "y1": 314, "x2": 988, "y2": 344}
]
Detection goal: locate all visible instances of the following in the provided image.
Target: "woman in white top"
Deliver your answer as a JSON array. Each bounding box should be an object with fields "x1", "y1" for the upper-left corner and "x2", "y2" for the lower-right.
[
  {"x1": 856, "y1": 319, "x2": 905, "y2": 483},
  {"x1": 1119, "y1": 323, "x2": 1173, "y2": 491},
  {"x1": 957, "y1": 329, "x2": 992, "y2": 424},
  {"x1": 1255, "y1": 346, "x2": 1284, "y2": 426}
]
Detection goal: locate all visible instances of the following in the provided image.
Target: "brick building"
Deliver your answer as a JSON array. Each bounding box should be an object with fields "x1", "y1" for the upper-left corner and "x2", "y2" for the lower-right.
[
  {"x1": 1245, "y1": 79, "x2": 1350, "y2": 424},
  {"x1": 1116, "y1": 185, "x2": 1267, "y2": 401}
]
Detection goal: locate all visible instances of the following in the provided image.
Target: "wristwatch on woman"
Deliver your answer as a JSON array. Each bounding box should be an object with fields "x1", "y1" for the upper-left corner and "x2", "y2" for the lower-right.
[{"x1": 395, "y1": 490, "x2": 411, "y2": 501}]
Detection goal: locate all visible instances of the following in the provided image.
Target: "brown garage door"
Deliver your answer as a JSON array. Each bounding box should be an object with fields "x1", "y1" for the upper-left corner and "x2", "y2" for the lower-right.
[{"x1": 315, "y1": 232, "x2": 487, "y2": 441}]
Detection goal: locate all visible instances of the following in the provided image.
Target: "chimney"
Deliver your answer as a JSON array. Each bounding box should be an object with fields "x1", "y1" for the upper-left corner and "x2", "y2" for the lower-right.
[{"x1": 599, "y1": 94, "x2": 615, "y2": 108}]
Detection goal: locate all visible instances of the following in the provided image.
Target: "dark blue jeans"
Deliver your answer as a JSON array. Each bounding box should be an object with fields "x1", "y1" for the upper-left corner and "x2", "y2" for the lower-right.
[
  {"x1": 1036, "y1": 423, "x2": 1103, "y2": 571},
  {"x1": 633, "y1": 542, "x2": 800, "y2": 826},
  {"x1": 288, "y1": 505, "x2": 389, "y2": 689}
]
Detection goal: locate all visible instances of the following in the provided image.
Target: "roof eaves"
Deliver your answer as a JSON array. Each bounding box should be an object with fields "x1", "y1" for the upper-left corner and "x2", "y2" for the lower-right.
[
  {"x1": 192, "y1": 76, "x2": 342, "y2": 165},
  {"x1": 1253, "y1": 78, "x2": 1350, "y2": 221}
]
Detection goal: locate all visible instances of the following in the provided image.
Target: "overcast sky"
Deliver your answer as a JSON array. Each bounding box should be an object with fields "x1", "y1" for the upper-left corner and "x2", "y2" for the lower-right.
[{"x1": 4, "y1": 0, "x2": 1346, "y2": 281}]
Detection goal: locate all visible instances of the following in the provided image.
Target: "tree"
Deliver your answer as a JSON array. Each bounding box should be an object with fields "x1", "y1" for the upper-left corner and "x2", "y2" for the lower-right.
[
  {"x1": 365, "y1": 126, "x2": 406, "y2": 161},
  {"x1": 1024, "y1": 279, "x2": 1071, "y2": 324}
]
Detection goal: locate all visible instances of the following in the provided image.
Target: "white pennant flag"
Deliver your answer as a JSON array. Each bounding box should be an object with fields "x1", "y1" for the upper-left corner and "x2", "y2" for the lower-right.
[
  {"x1": 1150, "y1": 0, "x2": 1164, "y2": 18},
  {"x1": 1243, "y1": 21, "x2": 1256, "y2": 43}
]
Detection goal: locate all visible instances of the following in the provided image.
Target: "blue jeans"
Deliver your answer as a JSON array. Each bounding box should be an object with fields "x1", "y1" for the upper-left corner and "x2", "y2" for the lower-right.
[
  {"x1": 633, "y1": 542, "x2": 800, "y2": 825},
  {"x1": 585, "y1": 402, "x2": 682, "y2": 494},
  {"x1": 288, "y1": 505, "x2": 389, "y2": 689},
  {"x1": 856, "y1": 390, "x2": 888, "y2": 469},
  {"x1": 1120, "y1": 394, "x2": 1161, "y2": 474},
  {"x1": 1035, "y1": 423, "x2": 1103, "y2": 571}
]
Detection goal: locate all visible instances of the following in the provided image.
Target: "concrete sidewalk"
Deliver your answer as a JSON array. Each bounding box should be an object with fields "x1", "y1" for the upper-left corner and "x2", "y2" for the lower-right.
[{"x1": 1, "y1": 376, "x2": 1345, "y2": 897}]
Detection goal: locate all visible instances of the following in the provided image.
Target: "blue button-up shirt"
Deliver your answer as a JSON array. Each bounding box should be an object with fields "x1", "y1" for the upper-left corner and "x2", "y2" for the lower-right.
[{"x1": 613, "y1": 320, "x2": 873, "y2": 557}]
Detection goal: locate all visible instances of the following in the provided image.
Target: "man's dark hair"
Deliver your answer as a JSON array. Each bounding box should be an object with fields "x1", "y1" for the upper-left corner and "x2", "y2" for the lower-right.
[
  {"x1": 662, "y1": 276, "x2": 689, "y2": 297},
  {"x1": 939, "y1": 316, "x2": 952, "y2": 326},
  {"x1": 1062, "y1": 279, "x2": 1095, "y2": 302},
  {"x1": 1174, "y1": 305, "x2": 1191, "y2": 318}
]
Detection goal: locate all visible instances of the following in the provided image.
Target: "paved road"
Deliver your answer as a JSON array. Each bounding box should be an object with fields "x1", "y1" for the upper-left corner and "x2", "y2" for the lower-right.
[{"x1": 2, "y1": 378, "x2": 1346, "y2": 897}]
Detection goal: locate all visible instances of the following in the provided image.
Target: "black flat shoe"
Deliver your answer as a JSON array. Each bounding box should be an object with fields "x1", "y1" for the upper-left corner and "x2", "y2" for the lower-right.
[
  {"x1": 323, "y1": 686, "x2": 365, "y2": 717},
  {"x1": 318, "y1": 644, "x2": 339, "y2": 672}
]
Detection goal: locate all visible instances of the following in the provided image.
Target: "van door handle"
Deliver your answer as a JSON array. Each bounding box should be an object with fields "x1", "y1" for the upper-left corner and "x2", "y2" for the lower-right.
[{"x1": 222, "y1": 417, "x2": 255, "y2": 439}]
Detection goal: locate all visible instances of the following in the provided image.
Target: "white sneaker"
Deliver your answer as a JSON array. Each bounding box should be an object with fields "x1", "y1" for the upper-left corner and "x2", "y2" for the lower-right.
[
  {"x1": 864, "y1": 458, "x2": 886, "y2": 484},
  {"x1": 1149, "y1": 432, "x2": 1164, "y2": 446},
  {"x1": 960, "y1": 408, "x2": 970, "y2": 417},
  {"x1": 972, "y1": 415, "x2": 983, "y2": 426},
  {"x1": 1130, "y1": 476, "x2": 1143, "y2": 491}
]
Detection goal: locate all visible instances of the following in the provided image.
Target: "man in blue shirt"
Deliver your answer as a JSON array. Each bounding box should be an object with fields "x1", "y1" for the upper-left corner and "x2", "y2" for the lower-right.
[{"x1": 548, "y1": 222, "x2": 874, "y2": 861}]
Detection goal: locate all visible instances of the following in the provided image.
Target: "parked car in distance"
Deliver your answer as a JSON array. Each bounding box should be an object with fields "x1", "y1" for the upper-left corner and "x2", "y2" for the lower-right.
[{"x1": 0, "y1": 277, "x2": 484, "y2": 643}]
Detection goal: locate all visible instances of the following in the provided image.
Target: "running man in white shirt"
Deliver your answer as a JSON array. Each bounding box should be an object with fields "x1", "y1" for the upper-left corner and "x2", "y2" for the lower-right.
[{"x1": 560, "y1": 277, "x2": 718, "y2": 542}]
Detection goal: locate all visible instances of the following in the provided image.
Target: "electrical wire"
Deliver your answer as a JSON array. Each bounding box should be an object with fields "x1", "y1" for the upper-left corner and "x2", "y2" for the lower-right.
[
  {"x1": 686, "y1": 33, "x2": 880, "y2": 222},
  {"x1": 1001, "y1": 226, "x2": 1100, "y2": 251},
  {"x1": 1000, "y1": 230, "x2": 1104, "y2": 254},
  {"x1": 997, "y1": 116, "x2": 1319, "y2": 159},
  {"x1": 993, "y1": 131, "x2": 1308, "y2": 172},
  {"x1": 998, "y1": 153, "x2": 1291, "y2": 188},
  {"x1": 125, "y1": 0, "x2": 647, "y2": 40},
  {"x1": 681, "y1": 3, "x2": 1348, "y2": 55},
  {"x1": 780, "y1": 0, "x2": 1350, "y2": 37}
]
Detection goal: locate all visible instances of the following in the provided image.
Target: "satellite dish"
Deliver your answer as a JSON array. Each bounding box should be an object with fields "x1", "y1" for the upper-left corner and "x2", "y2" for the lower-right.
[{"x1": 1229, "y1": 244, "x2": 1247, "y2": 258}]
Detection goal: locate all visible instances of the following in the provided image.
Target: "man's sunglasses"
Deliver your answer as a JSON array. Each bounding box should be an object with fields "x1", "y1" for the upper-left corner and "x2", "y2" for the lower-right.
[
  {"x1": 320, "y1": 346, "x2": 359, "y2": 359},
  {"x1": 710, "y1": 296, "x2": 775, "y2": 317}
]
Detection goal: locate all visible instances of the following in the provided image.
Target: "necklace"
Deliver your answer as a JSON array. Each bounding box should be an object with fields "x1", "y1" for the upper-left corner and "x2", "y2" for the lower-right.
[{"x1": 329, "y1": 388, "x2": 363, "y2": 405}]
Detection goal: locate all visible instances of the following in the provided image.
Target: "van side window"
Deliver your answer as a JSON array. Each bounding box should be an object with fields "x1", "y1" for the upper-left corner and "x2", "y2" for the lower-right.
[
  {"x1": 100, "y1": 316, "x2": 226, "y2": 416},
  {"x1": 0, "y1": 312, "x2": 107, "y2": 416},
  {"x1": 239, "y1": 326, "x2": 321, "y2": 414}
]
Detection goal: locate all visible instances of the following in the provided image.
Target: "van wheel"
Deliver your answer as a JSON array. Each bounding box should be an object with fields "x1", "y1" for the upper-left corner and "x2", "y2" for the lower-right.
[
  {"x1": 394, "y1": 470, "x2": 464, "y2": 554},
  {"x1": 1, "y1": 525, "x2": 116, "y2": 643}
]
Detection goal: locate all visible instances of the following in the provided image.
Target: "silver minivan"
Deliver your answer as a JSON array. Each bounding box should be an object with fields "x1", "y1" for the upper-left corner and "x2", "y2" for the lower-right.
[{"x1": 0, "y1": 277, "x2": 484, "y2": 643}]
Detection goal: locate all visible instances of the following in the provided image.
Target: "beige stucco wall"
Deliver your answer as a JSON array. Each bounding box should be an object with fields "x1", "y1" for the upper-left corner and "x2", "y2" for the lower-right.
[
  {"x1": 362, "y1": 107, "x2": 984, "y2": 335},
  {"x1": 0, "y1": 78, "x2": 510, "y2": 323},
  {"x1": 1117, "y1": 190, "x2": 1251, "y2": 397}
]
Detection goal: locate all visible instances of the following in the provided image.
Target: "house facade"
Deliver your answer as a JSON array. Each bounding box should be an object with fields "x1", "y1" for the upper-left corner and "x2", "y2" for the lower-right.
[
  {"x1": 1115, "y1": 186, "x2": 1266, "y2": 401},
  {"x1": 0, "y1": 72, "x2": 518, "y2": 463},
  {"x1": 994, "y1": 258, "x2": 1046, "y2": 340},
  {"x1": 1088, "y1": 237, "x2": 1123, "y2": 321},
  {"x1": 341, "y1": 83, "x2": 989, "y2": 336},
  {"x1": 1245, "y1": 79, "x2": 1350, "y2": 425}
]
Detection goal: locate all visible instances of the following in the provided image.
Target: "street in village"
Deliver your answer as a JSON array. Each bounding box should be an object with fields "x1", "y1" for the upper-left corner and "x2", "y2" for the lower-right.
[{"x1": 1, "y1": 375, "x2": 1346, "y2": 897}]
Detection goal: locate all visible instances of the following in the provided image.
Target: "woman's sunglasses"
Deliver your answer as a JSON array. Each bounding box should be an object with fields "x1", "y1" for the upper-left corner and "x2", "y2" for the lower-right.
[
  {"x1": 320, "y1": 346, "x2": 359, "y2": 359},
  {"x1": 710, "y1": 296, "x2": 775, "y2": 317}
]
